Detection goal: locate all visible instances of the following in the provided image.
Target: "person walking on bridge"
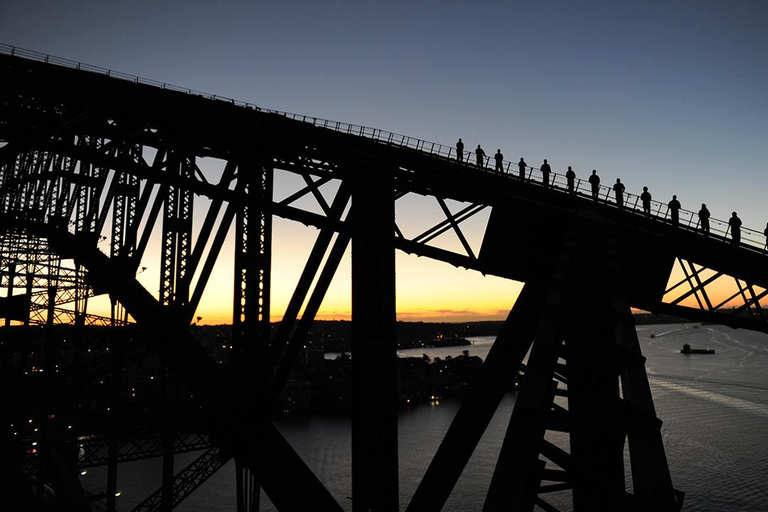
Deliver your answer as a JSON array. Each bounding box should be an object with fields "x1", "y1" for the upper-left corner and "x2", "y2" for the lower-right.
[
  {"x1": 698, "y1": 203, "x2": 710, "y2": 234},
  {"x1": 456, "y1": 138, "x2": 464, "y2": 163},
  {"x1": 475, "y1": 145, "x2": 486, "y2": 169},
  {"x1": 565, "y1": 166, "x2": 576, "y2": 194},
  {"x1": 518, "y1": 158, "x2": 527, "y2": 180},
  {"x1": 640, "y1": 187, "x2": 652, "y2": 216},
  {"x1": 668, "y1": 195, "x2": 681, "y2": 226},
  {"x1": 588, "y1": 170, "x2": 600, "y2": 200},
  {"x1": 729, "y1": 212, "x2": 742, "y2": 245},
  {"x1": 613, "y1": 178, "x2": 625, "y2": 209},
  {"x1": 494, "y1": 149, "x2": 504, "y2": 174},
  {"x1": 763, "y1": 222, "x2": 768, "y2": 251},
  {"x1": 540, "y1": 159, "x2": 551, "y2": 188}
]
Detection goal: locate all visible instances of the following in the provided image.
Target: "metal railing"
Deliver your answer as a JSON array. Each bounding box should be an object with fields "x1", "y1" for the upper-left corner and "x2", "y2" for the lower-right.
[{"x1": 2, "y1": 43, "x2": 765, "y2": 253}]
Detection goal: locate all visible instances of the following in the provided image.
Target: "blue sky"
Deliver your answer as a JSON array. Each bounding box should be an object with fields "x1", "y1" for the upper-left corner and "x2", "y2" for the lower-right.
[
  {"x1": 2, "y1": 1, "x2": 768, "y2": 321},
  {"x1": 3, "y1": 2, "x2": 766, "y2": 217}
]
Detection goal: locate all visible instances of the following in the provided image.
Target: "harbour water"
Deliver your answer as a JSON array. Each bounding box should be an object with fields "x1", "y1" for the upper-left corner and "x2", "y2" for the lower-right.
[{"x1": 83, "y1": 323, "x2": 768, "y2": 511}]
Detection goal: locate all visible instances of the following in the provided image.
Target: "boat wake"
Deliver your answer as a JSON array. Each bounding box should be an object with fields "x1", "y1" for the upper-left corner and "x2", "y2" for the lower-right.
[{"x1": 649, "y1": 378, "x2": 768, "y2": 420}]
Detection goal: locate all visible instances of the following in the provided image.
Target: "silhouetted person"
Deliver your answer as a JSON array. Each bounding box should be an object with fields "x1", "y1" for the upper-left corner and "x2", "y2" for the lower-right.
[
  {"x1": 764, "y1": 222, "x2": 768, "y2": 250},
  {"x1": 494, "y1": 149, "x2": 504, "y2": 173},
  {"x1": 668, "y1": 195, "x2": 681, "y2": 226},
  {"x1": 456, "y1": 138, "x2": 464, "y2": 163},
  {"x1": 565, "y1": 166, "x2": 576, "y2": 194},
  {"x1": 729, "y1": 211, "x2": 742, "y2": 245},
  {"x1": 698, "y1": 203, "x2": 710, "y2": 234},
  {"x1": 518, "y1": 158, "x2": 527, "y2": 180},
  {"x1": 613, "y1": 178, "x2": 625, "y2": 208},
  {"x1": 475, "y1": 145, "x2": 486, "y2": 169},
  {"x1": 588, "y1": 170, "x2": 600, "y2": 200},
  {"x1": 540, "y1": 159, "x2": 551, "y2": 188},
  {"x1": 640, "y1": 186, "x2": 652, "y2": 216}
]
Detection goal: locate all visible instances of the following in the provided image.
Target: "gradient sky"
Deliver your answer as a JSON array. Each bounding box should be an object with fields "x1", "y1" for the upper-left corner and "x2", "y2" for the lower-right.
[{"x1": 2, "y1": 1, "x2": 767, "y2": 323}]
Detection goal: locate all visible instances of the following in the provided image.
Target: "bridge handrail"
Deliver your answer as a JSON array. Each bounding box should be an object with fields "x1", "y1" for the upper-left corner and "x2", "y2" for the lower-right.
[
  {"x1": 2, "y1": 43, "x2": 765, "y2": 253},
  {"x1": 263, "y1": 111, "x2": 767, "y2": 252}
]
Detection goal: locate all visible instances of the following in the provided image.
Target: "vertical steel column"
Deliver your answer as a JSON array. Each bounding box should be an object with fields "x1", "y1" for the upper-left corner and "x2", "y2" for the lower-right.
[
  {"x1": 565, "y1": 301, "x2": 628, "y2": 511},
  {"x1": 110, "y1": 171, "x2": 126, "y2": 325},
  {"x1": 4, "y1": 263, "x2": 14, "y2": 328},
  {"x1": 106, "y1": 316, "x2": 125, "y2": 512},
  {"x1": 160, "y1": 154, "x2": 194, "y2": 308},
  {"x1": 157, "y1": 153, "x2": 194, "y2": 510},
  {"x1": 23, "y1": 265, "x2": 32, "y2": 328},
  {"x1": 106, "y1": 437, "x2": 118, "y2": 512},
  {"x1": 232, "y1": 158, "x2": 273, "y2": 512},
  {"x1": 351, "y1": 169, "x2": 398, "y2": 512},
  {"x1": 176, "y1": 160, "x2": 193, "y2": 308},
  {"x1": 161, "y1": 363, "x2": 175, "y2": 512},
  {"x1": 111, "y1": 165, "x2": 138, "y2": 326},
  {"x1": 617, "y1": 313, "x2": 683, "y2": 509},
  {"x1": 72, "y1": 136, "x2": 92, "y2": 234},
  {"x1": 232, "y1": 158, "x2": 273, "y2": 390},
  {"x1": 44, "y1": 286, "x2": 56, "y2": 373}
]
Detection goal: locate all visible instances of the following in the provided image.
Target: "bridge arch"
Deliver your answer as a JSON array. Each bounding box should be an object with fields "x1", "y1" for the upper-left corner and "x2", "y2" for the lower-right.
[{"x1": 3, "y1": 46, "x2": 768, "y2": 512}]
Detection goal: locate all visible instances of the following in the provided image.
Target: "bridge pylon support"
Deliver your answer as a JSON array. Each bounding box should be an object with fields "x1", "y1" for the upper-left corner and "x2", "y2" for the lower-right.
[
  {"x1": 481, "y1": 215, "x2": 684, "y2": 511},
  {"x1": 351, "y1": 168, "x2": 398, "y2": 512},
  {"x1": 232, "y1": 157, "x2": 274, "y2": 512}
]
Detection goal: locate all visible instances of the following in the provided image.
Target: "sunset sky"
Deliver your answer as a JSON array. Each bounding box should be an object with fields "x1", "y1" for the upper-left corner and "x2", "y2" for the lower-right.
[{"x1": 2, "y1": 1, "x2": 767, "y2": 323}]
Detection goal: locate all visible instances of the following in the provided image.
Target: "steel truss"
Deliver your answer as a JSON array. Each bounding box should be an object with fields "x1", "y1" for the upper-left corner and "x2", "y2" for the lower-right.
[
  {"x1": 0, "y1": 230, "x2": 101, "y2": 326},
  {"x1": 2, "y1": 51, "x2": 767, "y2": 512},
  {"x1": 662, "y1": 257, "x2": 768, "y2": 325},
  {"x1": 130, "y1": 447, "x2": 224, "y2": 512}
]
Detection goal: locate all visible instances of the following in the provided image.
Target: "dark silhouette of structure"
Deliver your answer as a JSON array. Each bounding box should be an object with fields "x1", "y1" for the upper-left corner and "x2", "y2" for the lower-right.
[
  {"x1": 589, "y1": 170, "x2": 600, "y2": 199},
  {"x1": 669, "y1": 195, "x2": 681, "y2": 226},
  {"x1": 4, "y1": 46, "x2": 768, "y2": 512},
  {"x1": 641, "y1": 187, "x2": 652, "y2": 216},
  {"x1": 456, "y1": 138, "x2": 464, "y2": 163}
]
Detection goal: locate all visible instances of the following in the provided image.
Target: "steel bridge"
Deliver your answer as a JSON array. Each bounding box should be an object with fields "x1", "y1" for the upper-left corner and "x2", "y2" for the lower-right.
[{"x1": 2, "y1": 45, "x2": 768, "y2": 512}]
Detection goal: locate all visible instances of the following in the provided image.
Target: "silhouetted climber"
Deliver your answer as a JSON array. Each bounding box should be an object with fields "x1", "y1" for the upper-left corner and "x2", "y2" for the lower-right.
[
  {"x1": 729, "y1": 212, "x2": 742, "y2": 245},
  {"x1": 640, "y1": 186, "x2": 652, "y2": 216},
  {"x1": 613, "y1": 178, "x2": 625, "y2": 208},
  {"x1": 668, "y1": 195, "x2": 681, "y2": 226},
  {"x1": 540, "y1": 159, "x2": 551, "y2": 188},
  {"x1": 698, "y1": 203, "x2": 710, "y2": 234},
  {"x1": 494, "y1": 149, "x2": 504, "y2": 173},
  {"x1": 588, "y1": 170, "x2": 600, "y2": 200},
  {"x1": 475, "y1": 145, "x2": 486, "y2": 169},
  {"x1": 764, "y1": 222, "x2": 768, "y2": 250},
  {"x1": 565, "y1": 166, "x2": 576, "y2": 194},
  {"x1": 456, "y1": 138, "x2": 464, "y2": 163},
  {"x1": 518, "y1": 158, "x2": 527, "y2": 180}
]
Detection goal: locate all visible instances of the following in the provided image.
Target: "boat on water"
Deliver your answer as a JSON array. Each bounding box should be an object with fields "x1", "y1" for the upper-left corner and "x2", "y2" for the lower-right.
[{"x1": 680, "y1": 343, "x2": 715, "y2": 354}]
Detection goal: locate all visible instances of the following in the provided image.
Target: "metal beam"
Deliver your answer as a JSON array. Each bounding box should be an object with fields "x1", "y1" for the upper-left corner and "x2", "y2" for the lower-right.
[
  {"x1": 351, "y1": 168, "x2": 398, "y2": 512},
  {"x1": 407, "y1": 284, "x2": 546, "y2": 512}
]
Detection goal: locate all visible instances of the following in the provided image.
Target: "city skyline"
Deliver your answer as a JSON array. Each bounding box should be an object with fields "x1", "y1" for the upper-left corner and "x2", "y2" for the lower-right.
[{"x1": 2, "y1": 1, "x2": 767, "y2": 324}]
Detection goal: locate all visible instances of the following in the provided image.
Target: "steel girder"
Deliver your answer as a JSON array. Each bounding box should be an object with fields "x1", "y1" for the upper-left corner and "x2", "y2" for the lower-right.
[{"x1": 658, "y1": 257, "x2": 768, "y2": 330}]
